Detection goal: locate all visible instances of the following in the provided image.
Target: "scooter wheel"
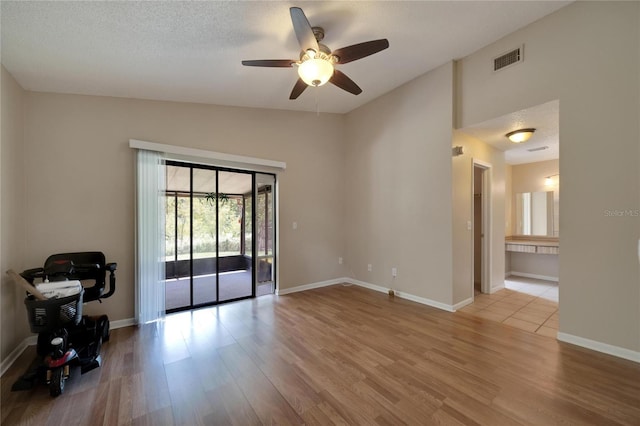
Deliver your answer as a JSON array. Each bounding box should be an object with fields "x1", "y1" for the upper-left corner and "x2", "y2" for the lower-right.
[
  {"x1": 99, "y1": 315, "x2": 110, "y2": 343},
  {"x1": 49, "y1": 367, "x2": 65, "y2": 397}
]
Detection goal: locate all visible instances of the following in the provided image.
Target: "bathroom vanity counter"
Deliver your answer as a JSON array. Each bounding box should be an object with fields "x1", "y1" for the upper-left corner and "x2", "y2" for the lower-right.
[{"x1": 505, "y1": 237, "x2": 559, "y2": 254}]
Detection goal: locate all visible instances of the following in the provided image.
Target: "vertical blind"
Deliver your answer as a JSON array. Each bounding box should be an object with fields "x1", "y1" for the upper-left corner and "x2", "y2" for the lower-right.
[{"x1": 135, "y1": 149, "x2": 166, "y2": 324}]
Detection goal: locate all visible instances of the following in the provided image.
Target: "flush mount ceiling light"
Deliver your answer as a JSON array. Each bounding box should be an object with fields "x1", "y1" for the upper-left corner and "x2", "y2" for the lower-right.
[
  {"x1": 545, "y1": 174, "x2": 559, "y2": 186},
  {"x1": 506, "y1": 128, "x2": 536, "y2": 143}
]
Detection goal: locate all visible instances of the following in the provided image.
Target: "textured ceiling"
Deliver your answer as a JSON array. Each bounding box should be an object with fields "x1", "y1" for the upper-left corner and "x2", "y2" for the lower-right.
[{"x1": 1, "y1": 1, "x2": 570, "y2": 114}]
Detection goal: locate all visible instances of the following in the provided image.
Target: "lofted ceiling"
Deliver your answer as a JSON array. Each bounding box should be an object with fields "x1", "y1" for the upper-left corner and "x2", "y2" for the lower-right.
[{"x1": 1, "y1": 1, "x2": 570, "y2": 114}]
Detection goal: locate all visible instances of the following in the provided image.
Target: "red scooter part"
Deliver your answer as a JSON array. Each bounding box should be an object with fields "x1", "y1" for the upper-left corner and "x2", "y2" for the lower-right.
[
  {"x1": 44, "y1": 336, "x2": 78, "y2": 397},
  {"x1": 45, "y1": 348, "x2": 78, "y2": 368}
]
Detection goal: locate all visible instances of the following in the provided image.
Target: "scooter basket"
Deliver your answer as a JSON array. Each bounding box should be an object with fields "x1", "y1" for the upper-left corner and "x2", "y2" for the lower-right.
[{"x1": 24, "y1": 290, "x2": 84, "y2": 333}]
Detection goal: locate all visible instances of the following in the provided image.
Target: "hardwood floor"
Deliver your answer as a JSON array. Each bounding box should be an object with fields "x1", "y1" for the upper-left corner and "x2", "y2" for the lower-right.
[{"x1": 2, "y1": 284, "x2": 640, "y2": 425}]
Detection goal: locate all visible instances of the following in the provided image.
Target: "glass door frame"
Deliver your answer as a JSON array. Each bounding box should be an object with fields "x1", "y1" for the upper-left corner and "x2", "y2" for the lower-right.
[
  {"x1": 255, "y1": 174, "x2": 277, "y2": 295},
  {"x1": 165, "y1": 160, "x2": 275, "y2": 313}
]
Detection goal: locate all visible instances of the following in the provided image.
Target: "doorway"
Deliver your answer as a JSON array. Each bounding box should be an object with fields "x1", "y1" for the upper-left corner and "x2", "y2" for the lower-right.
[
  {"x1": 164, "y1": 161, "x2": 276, "y2": 313},
  {"x1": 472, "y1": 160, "x2": 491, "y2": 296}
]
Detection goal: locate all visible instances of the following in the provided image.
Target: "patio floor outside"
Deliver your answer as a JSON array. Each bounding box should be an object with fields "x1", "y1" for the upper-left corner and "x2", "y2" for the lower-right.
[{"x1": 165, "y1": 270, "x2": 273, "y2": 311}]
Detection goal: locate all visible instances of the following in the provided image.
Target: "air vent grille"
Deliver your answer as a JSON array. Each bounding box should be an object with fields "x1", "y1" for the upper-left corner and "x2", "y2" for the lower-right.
[
  {"x1": 527, "y1": 146, "x2": 548, "y2": 152},
  {"x1": 494, "y1": 46, "x2": 522, "y2": 71}
]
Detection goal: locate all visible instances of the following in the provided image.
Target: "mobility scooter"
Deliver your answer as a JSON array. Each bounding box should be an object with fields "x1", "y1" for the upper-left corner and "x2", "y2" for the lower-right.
[{"x1": 10, "y1": 251, "x2": 116, "y2": 397}]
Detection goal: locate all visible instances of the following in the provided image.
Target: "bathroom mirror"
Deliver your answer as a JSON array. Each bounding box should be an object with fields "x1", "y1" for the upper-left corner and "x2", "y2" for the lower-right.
[{"x1": 515, "y1": 191, "x2": 558, "y2": 236}]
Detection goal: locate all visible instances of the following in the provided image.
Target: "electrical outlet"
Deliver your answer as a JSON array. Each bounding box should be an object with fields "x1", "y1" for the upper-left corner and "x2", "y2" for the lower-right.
[
  {"x1": 391, "y1": 267, "x2": 397, "y2": 277},
  {"x1": 338, "y1": 257, "x2": 343, "y2": 265},
  {"x1": 367, "y1": 264, "x2": 372, "y2": 272},
  {"x1": 293, "y1": 221, "x2": 298, "y2": 230}
]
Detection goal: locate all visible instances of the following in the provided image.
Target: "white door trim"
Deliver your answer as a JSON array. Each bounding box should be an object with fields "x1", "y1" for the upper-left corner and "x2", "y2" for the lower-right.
[{"x1": 472, "y1": 159, "x2": 493, "y2": 295}]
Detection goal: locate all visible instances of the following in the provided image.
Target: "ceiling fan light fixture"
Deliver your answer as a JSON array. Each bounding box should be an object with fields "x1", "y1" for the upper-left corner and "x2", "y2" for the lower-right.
[
  {"x1": 506, "y1": 128, "x2": 536, "y2": 143},
  {"x1": 298, "y1": 58, "x2": 334, "y2": 87},
  {"x1": 242, "y1": 7, "x2": 388, "y2": 99}
]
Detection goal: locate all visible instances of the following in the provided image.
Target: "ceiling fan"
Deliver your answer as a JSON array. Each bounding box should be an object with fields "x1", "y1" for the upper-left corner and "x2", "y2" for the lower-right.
[{"x1": 242, "y1": 7, "x2": 389, "y2": 100}]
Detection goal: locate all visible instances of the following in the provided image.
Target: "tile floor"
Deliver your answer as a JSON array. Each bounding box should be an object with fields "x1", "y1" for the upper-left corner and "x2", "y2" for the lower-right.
[{"x1": 459, "y1": 276, "x2": 559, "y2": 338}]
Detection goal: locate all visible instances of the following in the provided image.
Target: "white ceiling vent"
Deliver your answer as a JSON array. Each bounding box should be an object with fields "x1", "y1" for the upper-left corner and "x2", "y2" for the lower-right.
[
  {"x1": 493, "y1": 46, "x2": 523, "y2": 72},
  {"x1": 527, "y1": 146, "x2": 548, "y2": 152}
]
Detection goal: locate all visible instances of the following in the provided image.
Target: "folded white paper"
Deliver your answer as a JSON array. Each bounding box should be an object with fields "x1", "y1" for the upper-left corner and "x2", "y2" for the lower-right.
[{"x1": 36, "y1": 280, "x2": 82, "y2": 298}]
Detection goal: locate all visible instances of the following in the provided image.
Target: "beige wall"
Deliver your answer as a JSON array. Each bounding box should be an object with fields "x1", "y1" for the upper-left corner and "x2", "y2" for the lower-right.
[
  {"x1": 1, "y1": 67, "x2": 30, "y2": 362},
  {"x1": 511, "y1": 159, "x2": 559, "y2": 195},
  {"x1": 458, "y1": 1, "x2": 640, "y2": 351},
  {"x1": 344, "y1": 62, "x2": 454, "y2": 305},
  {"x1": 505, "y1": 165, "x2": 513, "y2": 236},
  {"x1": 508, "y1": 252, "x2": 558, "y2": 281},
  {"x1": 510, "y1": 159, "x2": 559, "y2": 237},
  {"x1": 452, "y1": 131, "x2": 506, "y2": 303},
  {"x1": 21, "y1": 92, "x2": 347, "y2": 322}
]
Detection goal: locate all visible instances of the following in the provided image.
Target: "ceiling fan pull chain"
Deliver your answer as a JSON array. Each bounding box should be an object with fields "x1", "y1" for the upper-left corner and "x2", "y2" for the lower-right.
[{"x1": 315, "y1": 86, "x2": 320, "y2": 116}]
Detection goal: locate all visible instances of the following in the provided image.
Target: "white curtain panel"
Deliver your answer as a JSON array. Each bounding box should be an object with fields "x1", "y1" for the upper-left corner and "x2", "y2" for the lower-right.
[{"x1": 135, "y1": 149, "x2": 166, "y2": 324}]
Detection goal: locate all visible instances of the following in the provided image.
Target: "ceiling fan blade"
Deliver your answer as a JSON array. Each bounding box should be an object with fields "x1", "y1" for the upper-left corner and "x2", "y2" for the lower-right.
[
  {"x1": 241, "y1": 59, "x2": 296, "y2": 68},
  {"x1": 289, "y1": 78, "x2": 308, "y2": 100},
  {"x1": 330, "y1": 70, "x2": 362, "y2": 95},
  {"x1": 290, "y1": 7, "x2": 319, "y2": 54},
  {"x1": 332, "y1": 39, "x2": 390, "y2": 64}
]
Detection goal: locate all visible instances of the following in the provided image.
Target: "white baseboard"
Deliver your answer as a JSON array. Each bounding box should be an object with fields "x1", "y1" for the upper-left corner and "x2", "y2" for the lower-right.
[
  {"x1": 344, "y1": 278, "x2": 456, "y2": 312},
  {"x1": 452, "y1": 297, "x2": 473, "y2": 310},
  {"x1": 490, "y1": 283, "x2": 505, "y2": 293},
  {"x1": 276, "y1": 278, "x2": 343, "y2": 295},
  {"x1": 508, "y1": 271, "x2": 559, "y2": 282},
  {"x1": 344, "y1": 278, "x2": 388, "y2": 294},
  {"x1": 1, "y1": 336, "x2": 36, "y2": 377},
  {"x1": 392, "y1": 290, "x2": 456, "y2": 312},
  {"x1": 557, "y1": 332, "x2": 640, "y2": 364},
  {"x1": 0, "y1": 317, "x2": 136, "y2": 377},
  {"x1": 111, "y1": 318, "x2": 136, "y2": 329},
  {"x1": 277, "y1": 277, "x2": 458, "y2": 312}
]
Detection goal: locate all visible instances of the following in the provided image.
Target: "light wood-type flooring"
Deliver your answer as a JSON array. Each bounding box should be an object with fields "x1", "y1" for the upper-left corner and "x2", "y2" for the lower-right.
[{"x1": 2, "y1": 284, "x2": 640, "y2": 425}]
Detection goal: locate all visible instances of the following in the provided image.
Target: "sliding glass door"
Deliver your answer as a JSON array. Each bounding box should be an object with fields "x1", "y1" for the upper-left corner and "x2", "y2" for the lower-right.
[
  {"x1": 192, "y1": 168, "x2": 218, "y2": 305},
  {"x1": 164, "y1": 162, "x2": 275, "y2": 313},
  {"x1": 256, "y1": 174, "x2": 276, "y2": 296},
  {"x1": 217, "y1": 171, "x2": 253, "y2": 302},
  {"x1": 165, "y1": 165, "x2": 193, "y2": 311}
]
